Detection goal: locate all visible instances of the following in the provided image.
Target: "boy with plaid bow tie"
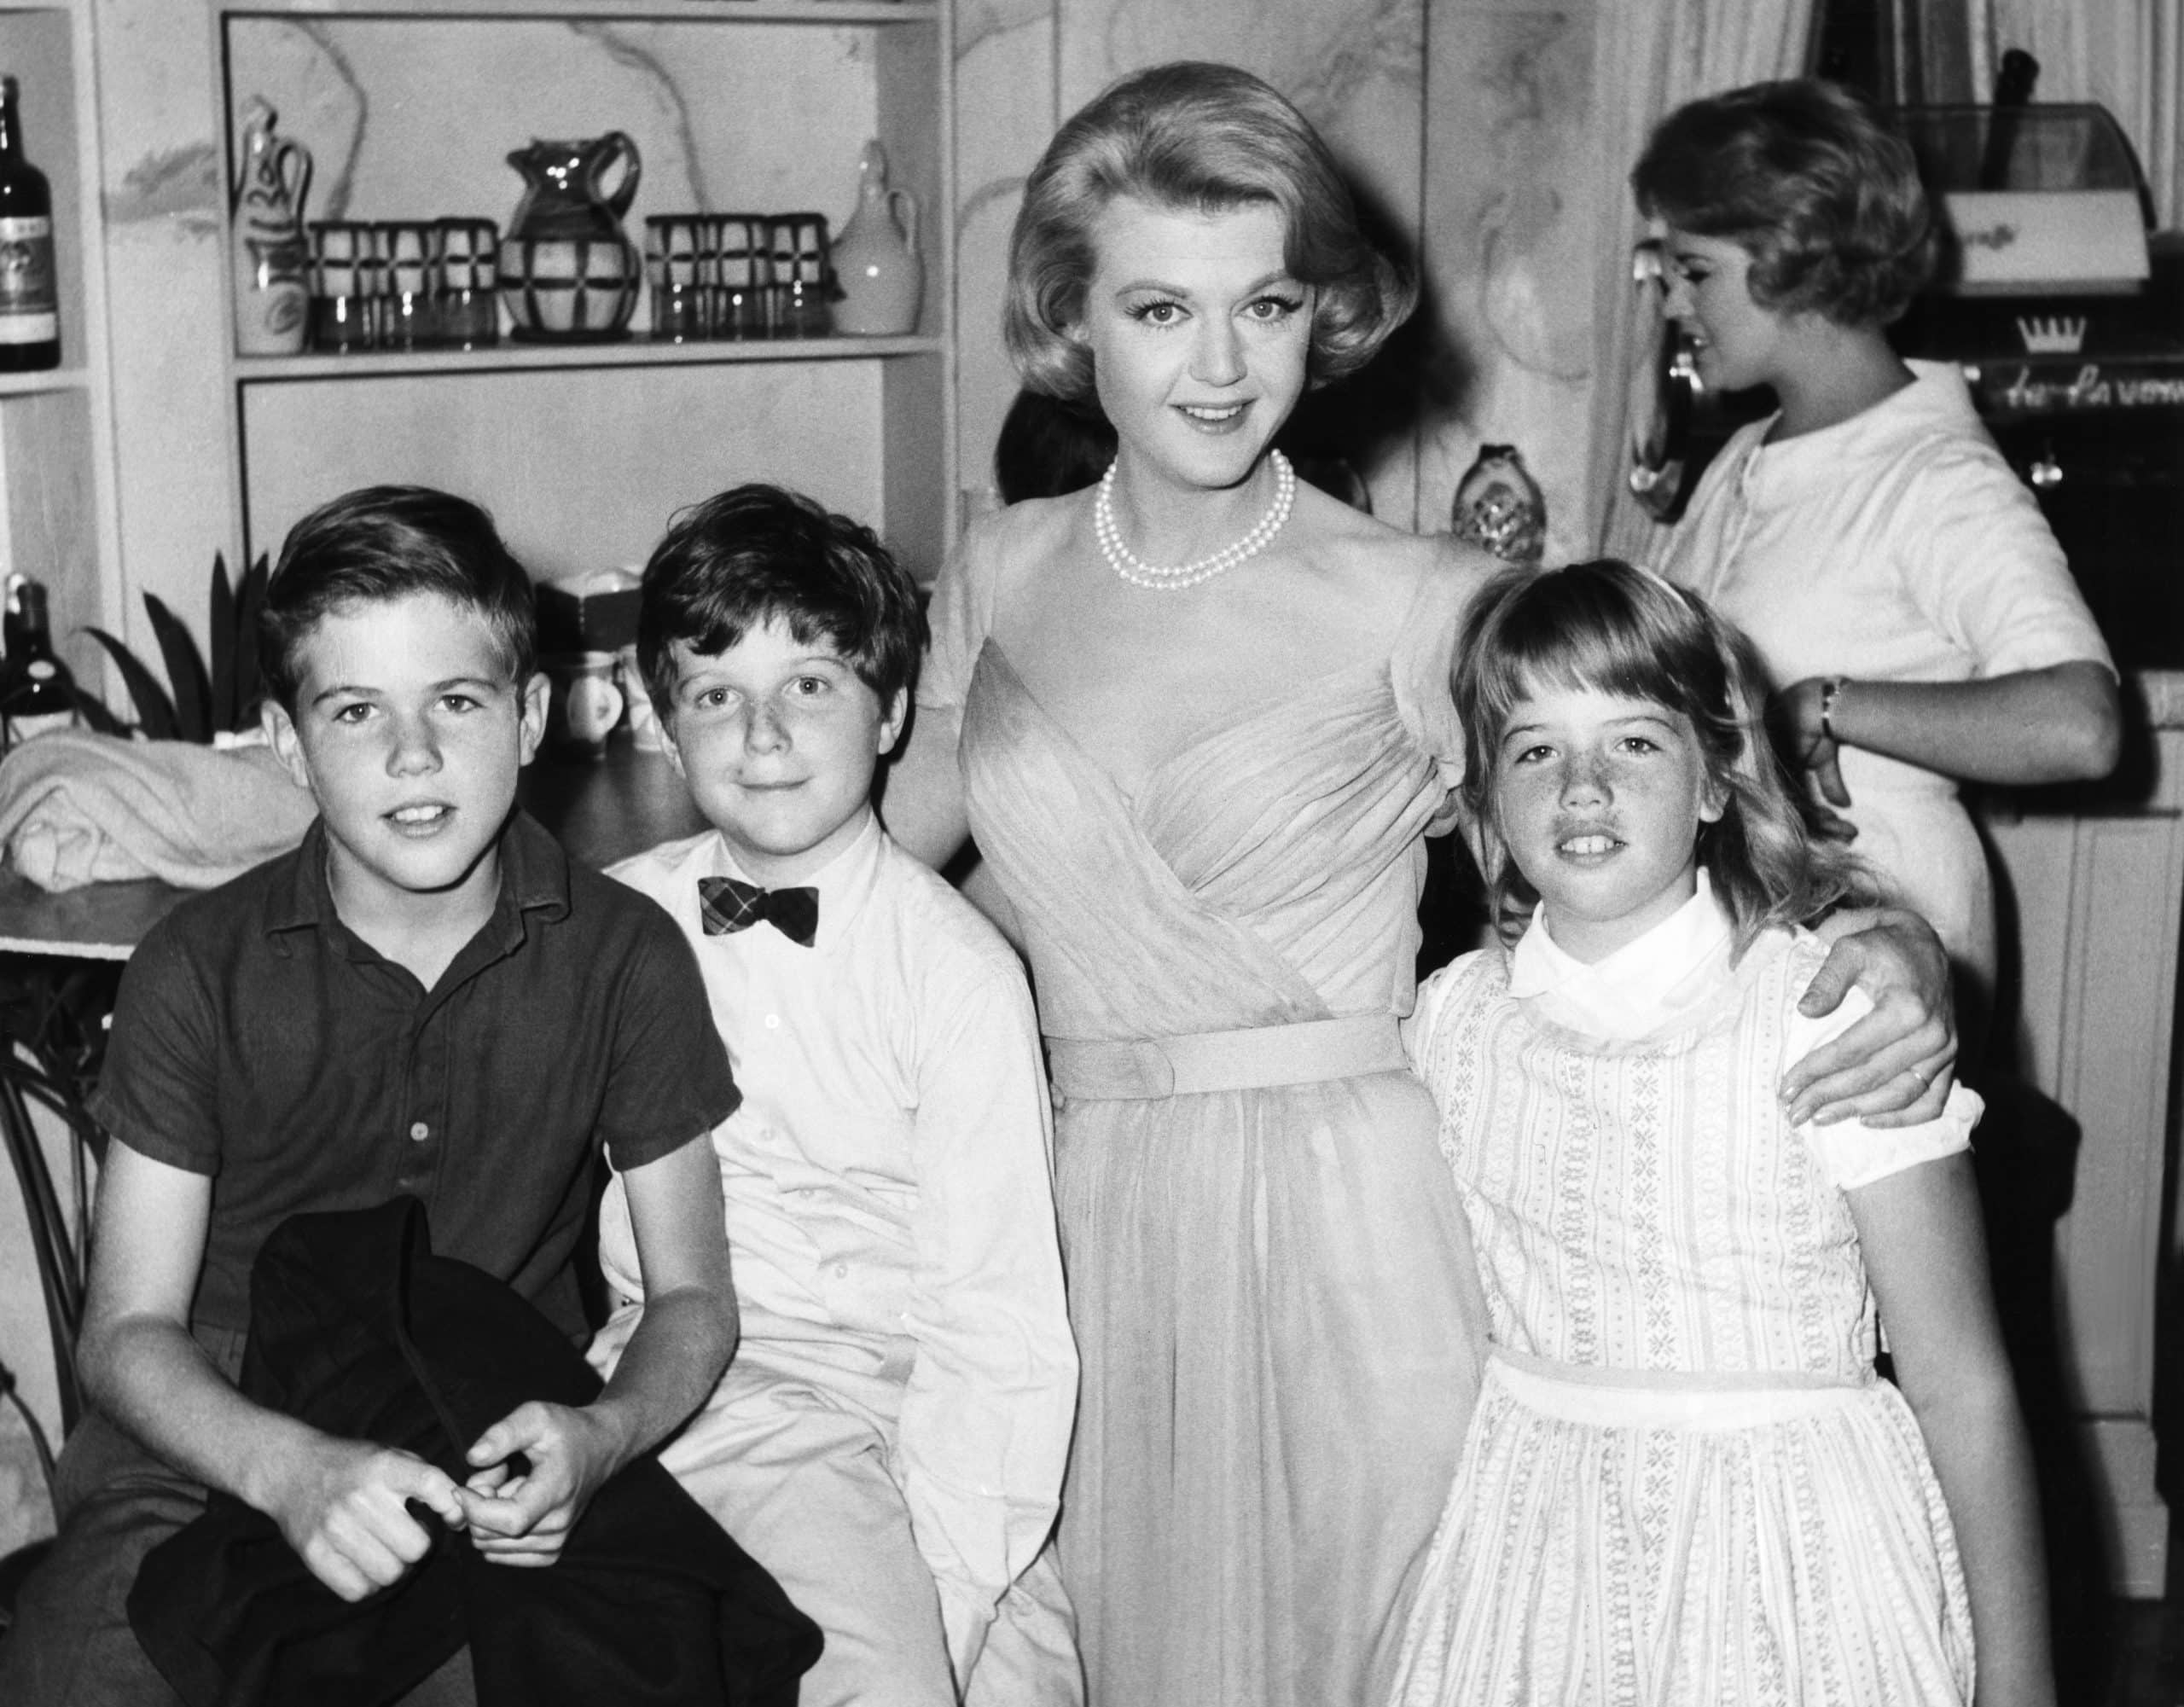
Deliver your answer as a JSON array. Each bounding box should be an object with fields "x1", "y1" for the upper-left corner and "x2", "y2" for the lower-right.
[{"x1": 593, "y1": 484, "x2": 1082, "y2": 1707}]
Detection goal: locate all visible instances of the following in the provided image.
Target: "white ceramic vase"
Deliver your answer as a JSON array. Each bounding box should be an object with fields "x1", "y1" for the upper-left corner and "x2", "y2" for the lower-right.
[{"x1": 830, "y1": 140, "x2": 922, "y2": 337}]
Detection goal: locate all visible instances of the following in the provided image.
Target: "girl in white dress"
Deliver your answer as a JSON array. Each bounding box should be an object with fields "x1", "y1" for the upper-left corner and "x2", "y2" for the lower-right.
[
  {"x1": 1391, "y1": 560, "x2": 2052, "y2": 1705},
  {"x1": 1637, "y1": 79, "x2": 2120, "y2": 1046}
]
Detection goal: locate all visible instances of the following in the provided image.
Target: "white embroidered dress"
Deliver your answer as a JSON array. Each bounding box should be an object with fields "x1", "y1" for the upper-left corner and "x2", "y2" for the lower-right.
[{"x1": 1391, "y1": 880, "x2": 1980, "y2": 1705}]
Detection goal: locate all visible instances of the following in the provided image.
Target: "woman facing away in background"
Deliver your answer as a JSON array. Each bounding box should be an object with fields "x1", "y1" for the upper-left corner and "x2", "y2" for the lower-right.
[
  {"x1": 883, "y1": 61, "x2": 1959, "y2": 1707},
  {"x1": 1638, "y1": 78, "x2": 2121, "y2": 1056}
]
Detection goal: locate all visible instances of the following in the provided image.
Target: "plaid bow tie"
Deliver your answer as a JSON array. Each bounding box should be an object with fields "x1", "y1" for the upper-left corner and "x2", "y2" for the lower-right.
[{"x1": 697, "y1": 874, "x2": 820, "y2": 947}]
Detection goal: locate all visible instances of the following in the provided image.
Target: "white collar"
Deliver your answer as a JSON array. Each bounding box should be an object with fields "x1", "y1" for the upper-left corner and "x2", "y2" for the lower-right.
[
  {"x1": 1739, "y1": 359, "x2": 1978, "y2": 502},
  {"x1": 707, "y1": 810, "x2": 883, "y2": 953},
  {"x1": 1507, "y1": 872, "x2": 1736, "y2": 1039}
]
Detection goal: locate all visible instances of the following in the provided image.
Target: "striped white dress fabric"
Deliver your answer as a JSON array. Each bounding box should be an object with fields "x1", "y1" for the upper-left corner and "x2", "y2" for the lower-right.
[{"x1": 1391, "y1": 924, "x2": 1974, "y2": 1706}]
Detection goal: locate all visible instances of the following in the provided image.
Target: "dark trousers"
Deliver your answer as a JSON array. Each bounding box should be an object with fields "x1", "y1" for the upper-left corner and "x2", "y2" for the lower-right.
[
  {"x1": 0, "y1": 1406, "x2": 209, "y2": 1707},
  {"x1": 0, "y1": 1330, "x2": 473, "y2": 1707}
]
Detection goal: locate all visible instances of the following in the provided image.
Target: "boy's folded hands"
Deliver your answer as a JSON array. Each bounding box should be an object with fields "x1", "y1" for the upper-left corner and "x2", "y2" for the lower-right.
[
  {"x1": 263, "y1": 1396, "x2": 628, "y2": 1598},
  {"x1": 264, "y1": 1432, "x2": 468, "y2": 1604},
  {"x1": 457, "y1": 1398, "x2": 629, "y2": 1567}
]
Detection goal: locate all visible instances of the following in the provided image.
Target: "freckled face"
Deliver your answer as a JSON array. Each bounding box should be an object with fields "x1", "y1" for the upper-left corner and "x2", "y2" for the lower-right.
[
  {"x1": 1660, "y1": 229, "x2": 1792, "y2": 395},
  {"x1": 658, "y1": 618, "x2": 907, "y2": 886},
  {"x1": 1073, "y1": 195, "x2": 1314, "y2": 493},
  {"x1": 265, "y1": 592, "x2": 545, "y2": 919},
  {"x1": 1491, "y1": 682, "x2": 1723, "y2": 963}
]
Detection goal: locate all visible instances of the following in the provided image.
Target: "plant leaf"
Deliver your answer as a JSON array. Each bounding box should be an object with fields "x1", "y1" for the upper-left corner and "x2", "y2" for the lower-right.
[
  {"x1": 81, "y1": 627, "x2": 178, "y2": 740},
  {"x1": 64, "y1": 683, "x2": 129, "y2": 737},
  {"x1": 207, "y1": 552, "x2": 236, "y2": 733},
  {"x1": 232, "y1": 554, "x2": 270, "y2": 724},
  {"x1": 143, "y1": 593, "x2": 212, "y2": 745}
]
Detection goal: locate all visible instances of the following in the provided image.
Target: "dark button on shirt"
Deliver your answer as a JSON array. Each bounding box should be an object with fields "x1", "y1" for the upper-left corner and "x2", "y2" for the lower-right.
[{"x1": 90, "y1": 810, "x2": 740, "y2": 1339}]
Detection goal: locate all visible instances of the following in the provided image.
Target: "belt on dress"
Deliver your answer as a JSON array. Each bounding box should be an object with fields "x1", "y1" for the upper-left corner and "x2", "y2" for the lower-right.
[
  {"x1": 1044, "y1": 1013, "x2": 1405, "y2": 1100},
  {"x1": 1487, "y1": 1344, "x2": 1875, "y2": 1429}
]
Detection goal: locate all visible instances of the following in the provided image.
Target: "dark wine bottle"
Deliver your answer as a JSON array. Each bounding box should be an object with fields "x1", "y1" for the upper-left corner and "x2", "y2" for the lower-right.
[
  {"x1": 2, "y1": 574, "x2": 76, "y2": 750},
  {"x1": 0, "y1": 74, "x2": 60, "y2": 373}
]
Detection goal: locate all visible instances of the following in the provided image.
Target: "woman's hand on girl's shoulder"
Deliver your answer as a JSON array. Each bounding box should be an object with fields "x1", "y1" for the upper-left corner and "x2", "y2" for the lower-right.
[{"x1": 1782, "y1": 908, "x2": 1956, "y2": 1126}]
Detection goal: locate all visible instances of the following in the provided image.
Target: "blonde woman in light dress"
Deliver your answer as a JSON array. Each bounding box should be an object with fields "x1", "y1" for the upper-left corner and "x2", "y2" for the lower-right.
[
  {"x1": 1391, "y1": 560, "x2": 2049, "y2": 1705},
  {"x1": 883, "y1": 61, "x2": 1961, "y2": 1707}
]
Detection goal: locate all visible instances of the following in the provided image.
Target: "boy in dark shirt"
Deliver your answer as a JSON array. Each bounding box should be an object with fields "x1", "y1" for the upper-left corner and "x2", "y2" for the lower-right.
[{"x1": 0, "y1": 486, "x2": 743, "y2": 1705}]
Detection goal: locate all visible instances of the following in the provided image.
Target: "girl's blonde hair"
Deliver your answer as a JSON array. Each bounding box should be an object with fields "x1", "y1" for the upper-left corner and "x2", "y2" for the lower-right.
[{"x1": 1455, "y1": 559, "x2": 1870, "y2": 952}]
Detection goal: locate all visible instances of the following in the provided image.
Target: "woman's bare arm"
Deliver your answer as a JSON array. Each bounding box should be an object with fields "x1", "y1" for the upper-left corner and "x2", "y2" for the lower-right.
[
  {"x1": 1779, "y1": 662, "x2": 2121, "y2": 798},
  {"x1": 880, "y1": 700, "x2": 972, "y2": 871}
]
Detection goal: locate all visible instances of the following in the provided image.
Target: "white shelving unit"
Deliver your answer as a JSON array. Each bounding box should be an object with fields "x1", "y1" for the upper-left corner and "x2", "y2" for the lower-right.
[
  {"x1": 211, "y1": 0, "x2": 956, "y2": 584},
  {"x1": 0, "y1": 3, "x2": 120, "y2": 1549},
  {"x1": 0, "y1": 1, "x2": 121, "y2": 691}
]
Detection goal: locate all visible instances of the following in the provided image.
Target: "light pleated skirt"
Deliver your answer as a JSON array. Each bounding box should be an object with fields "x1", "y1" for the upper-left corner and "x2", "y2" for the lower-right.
[
  {"x1": 1387, "y1": 1350, "x2": 1974, "y2": 1707},
  {"x1": 1055, "y1": 1067, "x2": 1490, "y2": 1707}
]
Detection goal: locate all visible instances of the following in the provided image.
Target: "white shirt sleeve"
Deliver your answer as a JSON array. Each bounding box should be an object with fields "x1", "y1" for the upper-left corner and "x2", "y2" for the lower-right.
[
  {"x1": 894, "y1": 955, "x2": 1077, "y2": 1687},
  {"x1": 1785, "y1": 980, "x2": 1980, "y2": 1191},
  {"x1": 1899, "y1": 438, "x2": 2115, "y2": 680}
]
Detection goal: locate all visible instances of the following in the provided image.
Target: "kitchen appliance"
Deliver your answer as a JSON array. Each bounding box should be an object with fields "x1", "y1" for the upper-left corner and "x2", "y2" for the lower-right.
[{"x1": 1890, "y1": 102, "x2": 2184, "y2": 667}]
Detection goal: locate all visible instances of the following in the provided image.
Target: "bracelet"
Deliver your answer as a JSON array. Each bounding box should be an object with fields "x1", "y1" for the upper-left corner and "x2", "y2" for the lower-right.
[{"x1": 1819, "y1": 677, "x2": 1845, "y2": 744}]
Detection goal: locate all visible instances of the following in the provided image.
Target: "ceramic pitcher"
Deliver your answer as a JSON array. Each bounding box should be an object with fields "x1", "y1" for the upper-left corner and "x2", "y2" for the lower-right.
[
  {"x1": 229, "y1": 99, "x2": 311, "y2": 357},
  {"x1": 830, "y1": 140, "x2": 921, "y2": 337},
  {"x1": 500, "y1": 131, "x2": 642, "y2": 341}
]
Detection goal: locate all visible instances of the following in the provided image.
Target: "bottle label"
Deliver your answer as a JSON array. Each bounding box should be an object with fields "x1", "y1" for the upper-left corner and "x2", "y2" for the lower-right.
[{"x1": 0, "y1": 216, "x2": 57, "y2": 341}]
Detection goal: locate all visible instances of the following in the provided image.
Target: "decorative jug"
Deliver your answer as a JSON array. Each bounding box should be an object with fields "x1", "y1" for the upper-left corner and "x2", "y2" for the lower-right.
[
  {"x1": 499, "y1": 131, "x2": 642, "y2": 341},
  {"x1": 1451, "y1": 444, "x2": 1547, "y2": 564},
  {"x1": 229, "y1": 99, "x2": 311, "y2": 357},
  {"x1": 829, "y1": 140, "x2": 921, "y2": 337}
]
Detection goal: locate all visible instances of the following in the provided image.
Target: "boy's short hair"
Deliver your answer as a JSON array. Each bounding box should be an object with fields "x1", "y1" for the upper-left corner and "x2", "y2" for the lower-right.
[
  {"x1": 1005, "y1": 61, "x2": 1416, "y2": 403},
  {"x1": 259, "y1": 485, "x2": 537, "y2": 712},
  {"x1": 1631, "y1": 78, "x2": 1934, "y2": 328},
  {"x1": 637, "y1": 485, "x2": 926, "y2": 720}
]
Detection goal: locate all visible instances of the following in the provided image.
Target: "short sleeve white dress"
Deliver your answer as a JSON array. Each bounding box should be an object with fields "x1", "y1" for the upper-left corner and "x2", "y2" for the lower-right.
[{"x1": 1655, "y1": 359, "x2": 2112, "y2": 988}]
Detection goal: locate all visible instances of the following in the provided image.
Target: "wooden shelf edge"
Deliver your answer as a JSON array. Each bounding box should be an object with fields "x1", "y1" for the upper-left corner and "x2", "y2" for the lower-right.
[
  {"x1": 0, "y1": 367, "x2": 91, "y2": 398},
  {"x1": 229, "y1": 334, "x2": 943, "y2": 381},
  {"x1": 212, "y1": 1, "x2": 938, "y2": 23},
  {"x1": 0, "y1": 931, "x2": 136, "y2": 961}
]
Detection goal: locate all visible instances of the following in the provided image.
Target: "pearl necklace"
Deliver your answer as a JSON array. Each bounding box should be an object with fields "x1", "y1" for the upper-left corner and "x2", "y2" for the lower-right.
[{"x1": 1095, "y1": 451, "x2": 1297, "y2": 591}]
